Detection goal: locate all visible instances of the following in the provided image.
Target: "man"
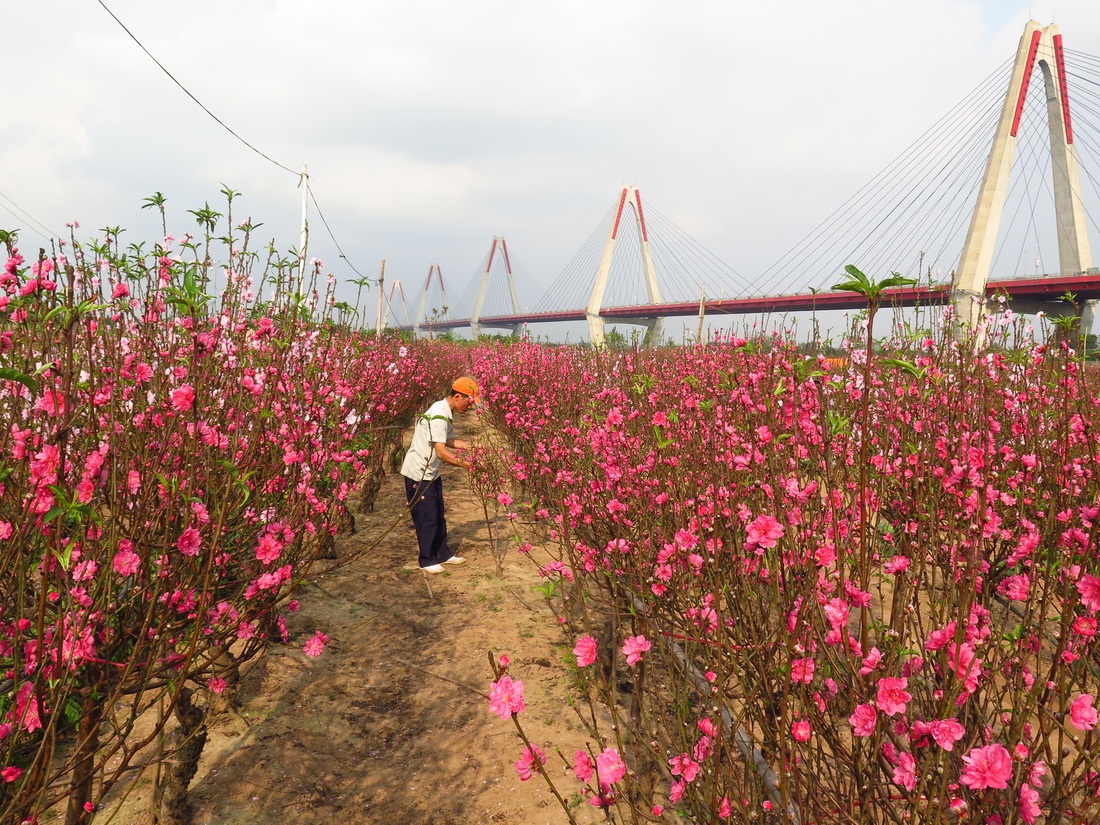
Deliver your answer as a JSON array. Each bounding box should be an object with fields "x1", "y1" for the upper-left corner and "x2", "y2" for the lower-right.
[{"x1": 400, "y1": 377, "x2": 479, "y2": 572}]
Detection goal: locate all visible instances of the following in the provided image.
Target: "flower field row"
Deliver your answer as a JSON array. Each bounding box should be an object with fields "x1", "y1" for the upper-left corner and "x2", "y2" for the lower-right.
[
  {"x1": 475, "y1": 333, "x2": 1100, "y2": 824},
  {"x1": 0, "y1": 217, "x2": 466, "y2": 823}
]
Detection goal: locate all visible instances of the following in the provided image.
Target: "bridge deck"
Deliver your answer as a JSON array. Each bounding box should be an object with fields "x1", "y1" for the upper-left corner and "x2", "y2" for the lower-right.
[{"x1": 400, "y1": 274, "x2": 1100, "y2": 332}]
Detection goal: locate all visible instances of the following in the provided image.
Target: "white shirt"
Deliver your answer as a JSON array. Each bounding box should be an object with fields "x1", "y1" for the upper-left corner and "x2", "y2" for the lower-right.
[{"x1": 400, "y1": 398, "x2": 454, "y2": 482}]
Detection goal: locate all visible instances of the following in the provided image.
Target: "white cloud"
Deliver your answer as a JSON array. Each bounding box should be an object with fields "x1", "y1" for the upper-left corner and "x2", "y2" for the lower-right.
[{"x1": 3, "y1": 0, "x2": 1099, "y2": 323}]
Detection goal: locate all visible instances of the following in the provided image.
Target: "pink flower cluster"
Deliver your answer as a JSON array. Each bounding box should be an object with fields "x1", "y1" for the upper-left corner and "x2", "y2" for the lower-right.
[
  {"x1": 473, "y1": 337, "x2": 1100, "y2": 822},
  {"x1": 1, "y1": 231, "x2": 468, "y2": 815}
]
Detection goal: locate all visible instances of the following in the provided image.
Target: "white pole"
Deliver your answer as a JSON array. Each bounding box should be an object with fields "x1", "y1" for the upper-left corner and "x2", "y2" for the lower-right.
[
  {"x1": 697, "y1": 283, "x2": 706, "y2": 345},
  {"x1": 376, "y1": 259, "x2": 386, "y2": 336},
  {"x1": 298, "y1": 164, "x2": 309, "y2": 295}
]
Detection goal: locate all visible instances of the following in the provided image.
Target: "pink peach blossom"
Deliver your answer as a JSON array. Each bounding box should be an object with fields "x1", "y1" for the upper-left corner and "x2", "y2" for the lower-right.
[
  {"x1": 514, "y1": 744, "x2": 545, "y2": 781},
  {"x1": 790, "y1": 657, "x2": 815, "y2": 683},
  {"x1": 876, "y1": 677, "x2": 911, "y2": 717},
  {"x1": 792, "y1": 719, "x2": 812, "y2": 742},
  {"x1": 573, "y1": 750, "x2": 593, "y2": 783},
  {"x1": 859, "y1": 647, "x2": 883, "y2": 676},
  {"x1": 596, "y1": 747, "x2": 627, "y2": 784},
  {"x1": 573, "y1": 635, "x2": 598, "y2": 668},
  {"x1": 1070, "y1": 694, "x2": 1098, "y2": 731},
  {"x1": 850, "y1": 703, "x2": 877, "y2": 737},
  {"x1": 959, "y1": 743, "x2": 1013, "y2": 790},
  {"x1": 1077, "y1": 575, "x2": 1100, "y2": 611},
  {"x1": 488, "y1": 675, "x2": 525, "y2": 719},
  {"x1": 668, "y1": 753, "x2": 700, "y2": 782},
  {"x1": 177, "y1": 527, "x2": 201, "y2": 557},
  {"x1": 947, "y1": 642, "x2": 982, "y2": 694},
  {"x1": 746, "y1": 514, "x2": 784, "y2": 550},
  {"x1": 929, "y1": 719, "x2": 966, "y2": 750},
  {"x1": 1019, "y1": 782, "x2": 1041, "y2": 824},
  {"x1": 622, "y1": 635, "x2": 651, "y2": 666},
  {"x1": 113, "y1": 543, "x2": 141, "y2": 577},
  {"x1": 893, "y1": 751, "x2": 916, "y2": 792},
  {"x1": 303, "y1": 631, "x2": 328, "y2": 658},
  {"x1": 170, "y1": 384, "x2": 195, "y2": 411}
]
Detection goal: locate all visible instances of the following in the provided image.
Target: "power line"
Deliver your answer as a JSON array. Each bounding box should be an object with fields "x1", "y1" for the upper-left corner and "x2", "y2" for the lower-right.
[
  {"x1": 96, "y1": 0, "x2": 371, "y2": 283},
  {"x1": 0, "y1": 189, "x2": 58, "y2": 243},
  {"x1": 307, "y1": 184, "x2": 366, "y2": 280},
  {"x1": 95, "y1": 0, "x2": 298, "y2": 176}
]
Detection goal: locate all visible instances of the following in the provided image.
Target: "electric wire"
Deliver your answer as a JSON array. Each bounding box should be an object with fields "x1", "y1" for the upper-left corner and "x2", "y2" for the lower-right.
[
  {"x1": 0, "y1": 190, "x2": 58, "y2": 244},
  {"x1": 96, "y1": 0, "x2": 369, "y2": 283},
  {"x1": 307, "y1": 184, "x2": 365, "y2": 280},
  {"x1": 95, "y1": 0, "x2": 299, "y2": 177}
]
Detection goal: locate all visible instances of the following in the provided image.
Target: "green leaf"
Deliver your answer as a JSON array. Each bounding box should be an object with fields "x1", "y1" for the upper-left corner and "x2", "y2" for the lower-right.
[
  {"x1": 881, "y1": 358, "x2": 922, "y2": 378},
  {"x1": 832, "y1": 265, "x2": 916, "y2": 300},
  {"x1": 844, "y1": 264, "x2": 870, "y2": 284},
  {"x1": 825, "y1": 410, "x2": 850, "y2": 437},
  {"x1": 52, "y1": 540, "x2": 75, "y2": 570},
  {"x1": 832, "y1": 265, "x2": 872, "y2": 295},
  {"x1": 879, "y1": 273, "x2": 918, "y2": 291},
  {"x1": 0, "y1": 368, "x2": 37, "y2": 395},
  {"x1": 532, "y1": 581, "x2": 559, "y2": 600},
  {"x1": 43, "y1": 505, "x2": 67, "y2": 524},
  {"x1": 832, "y1": 279, "x2": 868, "y2": 294},
  {"x1": 653, "y1": 426, "x2": 673, "y2": 449}
]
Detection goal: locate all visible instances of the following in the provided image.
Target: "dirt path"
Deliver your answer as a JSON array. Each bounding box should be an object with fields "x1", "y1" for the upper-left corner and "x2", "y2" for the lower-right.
[{"x1": 165, "y1": 413, "x2": 598, "y2": 824}]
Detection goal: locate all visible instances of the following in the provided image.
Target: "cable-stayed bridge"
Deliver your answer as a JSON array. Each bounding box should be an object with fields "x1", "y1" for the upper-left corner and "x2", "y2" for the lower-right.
[{"x1": 395, "y1": 21, "x2": 1100, "y2": 345}]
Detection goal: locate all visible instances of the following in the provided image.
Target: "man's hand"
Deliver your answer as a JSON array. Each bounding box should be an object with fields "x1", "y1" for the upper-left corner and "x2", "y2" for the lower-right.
[{"x1": 434, "y1": 441, "x2": 471, "y2": 470}]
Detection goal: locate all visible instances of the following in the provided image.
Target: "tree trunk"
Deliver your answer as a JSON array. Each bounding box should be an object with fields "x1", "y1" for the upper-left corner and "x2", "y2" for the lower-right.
[
  {"x1": 157, "y1": 687, "x2": 207, "y2": 825},
  {"x1": 64, "y1": 692, "x2": 101, "y2": 825}
]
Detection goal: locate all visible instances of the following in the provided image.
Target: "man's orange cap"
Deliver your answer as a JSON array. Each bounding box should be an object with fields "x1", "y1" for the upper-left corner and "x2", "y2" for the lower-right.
[{"x1": 452, "y1": 376, "x2": 480, "y2": 402}]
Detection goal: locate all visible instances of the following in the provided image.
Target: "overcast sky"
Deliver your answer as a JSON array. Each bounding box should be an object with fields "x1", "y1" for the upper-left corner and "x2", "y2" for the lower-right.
[{"x1": 4, "y1": 0, "x2": 1100, "y2": 329}]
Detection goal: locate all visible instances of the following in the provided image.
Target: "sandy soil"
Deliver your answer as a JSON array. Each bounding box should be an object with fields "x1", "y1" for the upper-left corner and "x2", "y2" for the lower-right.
[{"x1": 99, "y1": 412, "x2": 601, "y2": 825}]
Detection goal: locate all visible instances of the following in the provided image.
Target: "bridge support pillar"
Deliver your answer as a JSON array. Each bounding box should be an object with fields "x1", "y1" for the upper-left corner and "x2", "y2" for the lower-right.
[
  {"x1": 471, "y1": 236, "x2": 522, "y2": 340},
  {"x1": 953, "y1": 21, "x2": 1092, "y2": 338},
  {"x1": 413, "y1": 264, "x2": 449, "y2": 338},
  {"x1": 642, "y1": 318, "x2": 665, "y2": 347},
  {"x1": 586, "y1": 186, "x2": 663, "y2": 347},
  {"x1": 586, "y1": 313, "x2": 607, "y2": 347},
  {"x1": 1081, "y1": 300, "x2": 1097, "y2": 343},
  {"x1": 1005, "y1": 298, "x2": 1097, "y2": 350}
]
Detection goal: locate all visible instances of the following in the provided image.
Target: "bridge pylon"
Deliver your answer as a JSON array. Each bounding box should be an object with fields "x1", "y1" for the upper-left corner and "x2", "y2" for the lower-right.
[
  {"x1": 381, "y1": 279, "x2": 409, "y2": 330},
  {"x1": 471, "y1": 236, "x2": 522, "y2": 339},
  {"x1": 953, "y1": 20, "x2": 1094, "y2": 339},
  {"x1": 413, "y1": 264, "x2": 449, "y2": 338},
  {"x1": 587, "y1": 185, "x2": 664, "y2": 347}
]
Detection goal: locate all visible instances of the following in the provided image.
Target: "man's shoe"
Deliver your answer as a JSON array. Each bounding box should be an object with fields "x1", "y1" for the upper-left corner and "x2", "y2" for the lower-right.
[
  {"x1": 420, "y1": 564, "x2": 445, "y2": 573},
  {"x1": 443, "y1": 555, "x2": 466, "y2": 565}
]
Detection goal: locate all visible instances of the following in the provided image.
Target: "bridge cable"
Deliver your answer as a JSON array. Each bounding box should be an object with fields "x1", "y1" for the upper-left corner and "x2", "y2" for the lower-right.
[
  {"x1": 532, "y1": 202, "x2": 618, "y2": 313},
  {"x1": 759, "y1": 60, "x2": 1012, "y2": 292},
  {"x1": 793, "y1": 68, "x2": 1005, "y2": 290}
]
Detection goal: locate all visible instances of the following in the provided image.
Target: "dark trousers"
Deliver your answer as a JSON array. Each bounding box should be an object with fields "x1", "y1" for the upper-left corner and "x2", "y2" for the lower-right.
[{"x1": 405, "y1": 476, "x2": 451, "y2": 568}]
